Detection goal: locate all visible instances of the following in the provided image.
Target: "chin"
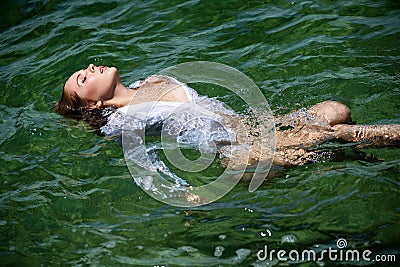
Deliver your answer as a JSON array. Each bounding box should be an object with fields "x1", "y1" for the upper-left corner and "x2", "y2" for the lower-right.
[
  {"x1": 109, "y1": 66, "x2": 118, "y2": 73},
  {"x1": 107, "y1": 67, "x2": 119, "y2": 79}
]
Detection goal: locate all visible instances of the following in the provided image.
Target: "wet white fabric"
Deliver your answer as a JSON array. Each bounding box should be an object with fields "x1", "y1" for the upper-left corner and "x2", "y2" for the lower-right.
[
  {"x1": 100, "y1": 78, "x2": 237, "y2": 146},
  {"x1": 100, "y1": 77, "x2": 239, "y2": 194}
]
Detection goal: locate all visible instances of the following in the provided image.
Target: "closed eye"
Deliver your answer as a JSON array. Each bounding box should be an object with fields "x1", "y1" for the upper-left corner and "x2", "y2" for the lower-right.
[{"x1": 77, "y1": 74, "x2": 87, "y2": 87}]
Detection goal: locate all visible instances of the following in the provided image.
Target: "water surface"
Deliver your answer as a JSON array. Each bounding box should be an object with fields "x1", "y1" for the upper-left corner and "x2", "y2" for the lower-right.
[{"x1": 0, "y1": 0, "x2": 399, "y2": 266}]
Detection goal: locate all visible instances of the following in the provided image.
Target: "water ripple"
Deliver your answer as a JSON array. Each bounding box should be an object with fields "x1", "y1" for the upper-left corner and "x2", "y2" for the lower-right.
[{"x1": 0, "y1": 0, "x2": 399, "y2": 265}]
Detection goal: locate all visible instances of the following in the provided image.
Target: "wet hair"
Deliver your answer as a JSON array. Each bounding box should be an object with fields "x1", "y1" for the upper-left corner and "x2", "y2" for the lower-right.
[{"x1": 55, "y1": 81, "x2": 116, "y2": 135}]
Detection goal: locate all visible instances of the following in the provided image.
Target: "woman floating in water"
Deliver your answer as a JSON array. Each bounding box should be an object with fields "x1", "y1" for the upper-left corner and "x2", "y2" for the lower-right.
[{"x1": 56, "y1": 64, "x2": 400, "y2": 171}]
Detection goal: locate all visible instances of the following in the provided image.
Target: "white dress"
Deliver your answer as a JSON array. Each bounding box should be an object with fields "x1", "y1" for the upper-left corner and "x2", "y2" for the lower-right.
[
  {"x1": 100, "y1": 76, "x2": 240, "y2": 193},
  {"x1": 100, "y1": 76, "x2": 237, "y2": 146}
]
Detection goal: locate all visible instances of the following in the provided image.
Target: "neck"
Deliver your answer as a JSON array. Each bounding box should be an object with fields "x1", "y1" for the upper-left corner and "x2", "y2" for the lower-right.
[{"x1": 105, "y1": 82, "x2": 135, "y2": 107}]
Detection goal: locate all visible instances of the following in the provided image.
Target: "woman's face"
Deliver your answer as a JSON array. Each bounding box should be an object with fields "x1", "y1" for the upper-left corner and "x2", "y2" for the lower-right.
[{"x1": 64, "y1": 64, "x2": 120, "y2": 104}]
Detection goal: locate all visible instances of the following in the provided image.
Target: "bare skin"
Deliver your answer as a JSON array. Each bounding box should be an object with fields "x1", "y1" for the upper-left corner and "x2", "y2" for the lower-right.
[
  {"x1": 219, "y1": 101, "x2": 399, "y2": 170},
  {"x1": 63, "y1": 64, "x2": 400, "y2": 169},
  {"x1": 308, "y1": 100, "x2": 352, "y2": 126},
  {"x1": 64, "y1": 64, "x2": 190, "y2": 109},
  {"x1": 128, "y1": 75, "x2": 191, "y2": 104}
]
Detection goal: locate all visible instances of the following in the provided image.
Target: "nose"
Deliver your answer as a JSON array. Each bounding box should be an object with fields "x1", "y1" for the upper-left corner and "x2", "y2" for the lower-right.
[{"x1": 87, "y1": 64, "x2": 96, "y2": 73}]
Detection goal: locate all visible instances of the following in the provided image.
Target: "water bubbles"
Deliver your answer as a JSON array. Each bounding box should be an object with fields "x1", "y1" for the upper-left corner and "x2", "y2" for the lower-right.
[
  {"x1": 30, "y1": 128, "x2": 42, "y2": 136},
  {"x1": 178, "y1": 246, "x2": 198, "y2": 253},
  {"x1": 281, "y1": 234, "x2": 297, "y2": 244},
  {"x1": 218, "y1": 234, "x2": 227, "y2": 240},
  {"x1": 214, "y1": 245, "x2": 225, "y2": 257},
  {"x1": 244, "y1": 207, "x2": 254, "y2": 213},
  {"x1": 235, "y1": 248, "x2": 251, "y2": 260},
  {"x1": 102, "y1": 240, "x2": 116, "y2": 249}
]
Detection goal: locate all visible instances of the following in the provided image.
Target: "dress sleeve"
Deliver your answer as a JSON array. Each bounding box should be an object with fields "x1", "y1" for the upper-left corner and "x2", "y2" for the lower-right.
[
  {"x1": 100, "y1": 109, "x2": 126, "y2": 136},
  {"x1": 128, "y1": 80, "x2": 143, "y2": 89}
]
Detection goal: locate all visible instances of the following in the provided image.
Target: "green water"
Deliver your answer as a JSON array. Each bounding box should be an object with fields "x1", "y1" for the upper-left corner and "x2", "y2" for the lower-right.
[{"x1": 1, "y1": 0, "x2": 399, "y2": 266}]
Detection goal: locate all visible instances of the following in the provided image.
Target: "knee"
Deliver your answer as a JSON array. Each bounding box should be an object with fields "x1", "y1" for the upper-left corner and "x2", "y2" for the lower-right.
[{"x1": 308, "y1": 101, "x2": 352, "y2": 126}]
